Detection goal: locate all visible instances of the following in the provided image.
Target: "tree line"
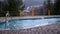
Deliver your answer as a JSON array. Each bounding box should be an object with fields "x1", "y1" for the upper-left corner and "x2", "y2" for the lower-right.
[
  {"x1": 44, "y1": 0, "x2": 60, "y2": 15},
  {"x1": 0, "y1": 0, "x2": 25, "y2": 17},
  {"x1": 0, "y1": 0, "x2": 60, "y2": 17}
]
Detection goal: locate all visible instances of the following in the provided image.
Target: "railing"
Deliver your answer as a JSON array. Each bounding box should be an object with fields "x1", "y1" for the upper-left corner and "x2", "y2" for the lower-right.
[
  {"x1": 0, "y1": 10, "x2": 60, "y2": 17},
  {"x1": 20, "y1": 10, "x2": 56, "y2": 16}
]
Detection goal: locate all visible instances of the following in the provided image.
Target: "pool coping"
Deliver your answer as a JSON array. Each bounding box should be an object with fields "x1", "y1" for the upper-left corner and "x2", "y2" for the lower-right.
[{"x1": 0, "y1": 15, "x2": 60, "y2": 22}]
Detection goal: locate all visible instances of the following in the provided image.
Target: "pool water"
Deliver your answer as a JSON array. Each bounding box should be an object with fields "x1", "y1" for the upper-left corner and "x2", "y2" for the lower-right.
[{"x1": 0, "y1": 17, "x2": 60, "y2": 29}]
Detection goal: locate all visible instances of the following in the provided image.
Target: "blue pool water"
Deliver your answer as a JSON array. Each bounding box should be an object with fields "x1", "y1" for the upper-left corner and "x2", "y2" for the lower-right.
[{"x1": 0, "y1": 17, "x2": 60, "y2": 29}]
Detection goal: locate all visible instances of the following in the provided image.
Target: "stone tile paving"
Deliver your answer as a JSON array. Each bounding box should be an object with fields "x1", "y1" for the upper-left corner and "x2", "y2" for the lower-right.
[{"x1": 0, "y1": 22, "x2": 60, "y2": 34}]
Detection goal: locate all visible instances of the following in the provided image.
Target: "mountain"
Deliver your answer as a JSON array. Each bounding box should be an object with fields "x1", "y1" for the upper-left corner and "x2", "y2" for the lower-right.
[
  {"x1": 23, "y1": 0, "x2": 46, "y2": 7},
  {"x1": 0, "y1": 0, "x2": 54, "y2": 8},
  {"x1": 23, "y1": 0, "x2": 54, "y2": 8}
]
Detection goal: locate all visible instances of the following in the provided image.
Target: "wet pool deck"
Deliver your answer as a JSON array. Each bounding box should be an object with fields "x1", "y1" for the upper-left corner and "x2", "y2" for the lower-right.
[{"x1": 0, "y1": 22, "x2": 60, "y2": 34}]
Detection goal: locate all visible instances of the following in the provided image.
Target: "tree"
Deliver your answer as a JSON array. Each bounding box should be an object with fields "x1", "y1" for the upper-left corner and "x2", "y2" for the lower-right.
[
  {"x1": 46, "y1": 0, "x2": 53, "y2": 15},
  {"x1": 46, "y1": 0, "x2": 51, "y2": 10},
  {"x1": 7, "y1": 0, "x2": 25, "y2": 16},
  {"x1": 0, "y1": 1, "x2": 6, "y2": 17},
  {"x1": 43, "y1": 0, "x2": 52, "y2": 15},
  {"x1": 52, "y1": 0, "x2": 60, "y2": 15},
  {"x1": 43, "y1": 1, "x2": 48, "y2": 15},
  {"x1": 0, "y1": 0, "x2": 25, "y2": 17}
]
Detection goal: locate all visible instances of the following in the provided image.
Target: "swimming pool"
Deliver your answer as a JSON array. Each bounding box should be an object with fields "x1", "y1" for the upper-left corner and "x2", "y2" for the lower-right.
[{"x1": 0, "y1": 16, "x2": 60, "y2": 30}]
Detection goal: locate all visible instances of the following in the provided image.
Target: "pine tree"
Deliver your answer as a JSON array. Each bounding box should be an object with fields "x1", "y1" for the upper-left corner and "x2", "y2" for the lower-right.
[
  {"x1": 46, "y1": 0, "x2": 54, "y2": 15},
  {"x1": 53, "y1": 0, "x2": 60, "y2": 15},
  {"x1": 0, "y1": 0, "x2": 25, "y2": 17},
  {"x1": 44, "y1": 0, "x2": 51, "y2": 15},
  {"x1": 46, "y1": 0, "x2": 51, "y2": 10},
  {"x1": 7, "y1": 0, "x2": 24, "y2": 16},
  {"x1": 0, "y1": 1, "x2": 6, "y2": 17}
]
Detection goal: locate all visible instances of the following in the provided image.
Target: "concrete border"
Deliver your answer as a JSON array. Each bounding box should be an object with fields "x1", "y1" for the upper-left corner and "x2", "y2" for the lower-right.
[{"x1": 0, "y1": 15, "x2": 60, "y2": 22}]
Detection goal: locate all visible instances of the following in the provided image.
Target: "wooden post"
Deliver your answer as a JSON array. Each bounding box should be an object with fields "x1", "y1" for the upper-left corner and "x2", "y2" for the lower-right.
[
  {"x1": 48, "y1": 10, "x2": 50, "y2": 16},
  {"x1": 32, "y1": 8, "x2": 34, "y2": 16},
  {"x1": 20, "y1": 10, "x2": 23, "y2": 16}
]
